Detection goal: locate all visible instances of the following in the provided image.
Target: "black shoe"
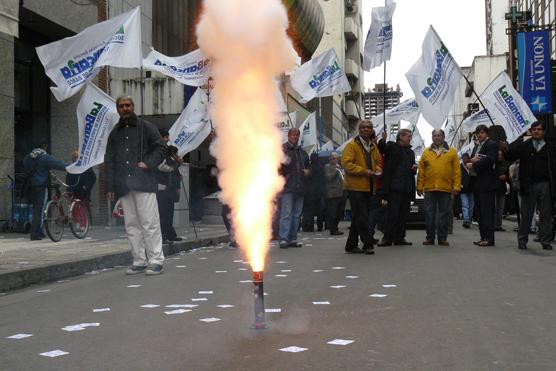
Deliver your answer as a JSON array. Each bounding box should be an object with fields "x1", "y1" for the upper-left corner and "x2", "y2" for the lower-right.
[
  {"x1": 518, "y1": 243, "x2": 527, "y2": 250},
  {"x1": 279, "y1": 240, "x2": 288, "y2": 249},
  {"x1": 330, "y1": 231, "x2": 344, "y2": 236},
  {"x1": 162, "y1": 239, "x2": 172, "y2": 245},
  {"x1": 377, "y1": 240, "x2": 393, "y2": 247},
  {"x1": 345, "y1": 247, "x2": 364, "y2": 254},
  {"x1": 372, "y1": 238, "x2": 379, "y2": 244},
  {"x1": 495, "y1": 227, "x2": 505, "y2": 232},
  {"x1": 462, "y1": 222, "x2": 470, "y2": 229},
  {"x1": 229, "y1": 240, "x2": 239, "y2": 248},
  {"x1": 317, "y1": 227, "x2": 323, "y2": 232},
  {"x1": 542, "y1": 244, "x2": 553, "y2": 250},
  {"x1": 171, "y1": 237, "x2": 183, "y2": 242},
  {"x1": 30, "y1": 235, "x2": 43, "y2": 241},
  {"x1": 394, "y1": 240, "x2": 412, "y2": 246},
  {"x1": 288, "y1": 241, "x2": 302, "y2": 248},
  {"x1": 363, "y1": 245, "x2": 375, "y2": 255},
  {"x1": 533, "y1": 237, "x2": 540, "y2": 242}
]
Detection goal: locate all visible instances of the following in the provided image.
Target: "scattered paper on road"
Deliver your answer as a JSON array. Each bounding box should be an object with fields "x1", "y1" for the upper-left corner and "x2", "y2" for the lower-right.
[
  {"x1": 6, "y1": 333, "x2": 33, "y2": 339},
  {"x1": 199, "y1": 317, "x2": 221, "y2": 322},
  {"x1": 176, "y1": 265, "x2": 187, "y2": 268},
  {"x1": 275, "y1": 261, "x2": 287, "y2": 264},
  {"x1": 238, "y1": 268, "x2": 248, "y2": 271},
  {"x1": 313, "y1": 301, "x2": 330, "y2": 305},
  {"x1": 93, "y1": 308, "x2": 110, "y2": 312},
  {"x1": 198, "y1": 291, "x2": 213, "y2": 294},
  {"x1": 279, "y1": 346, "x2": 307, "y2": 353},
  {"x1": 265, "y1": 308, "x2": 282, "y2": 313},
  {"x1": 140, "y1": 304, "x2": 160, "y2": 308},
  {"x1": 312, "y1": 270, "x2": 324, "y2": 273},
  {"x1": 40, "y1": 350, "x2": 69, "y2": 357},
  {"x1": 215, "y1": 270, "x2": 227, "y2": 273},
  {"x1": 345, "y1": 276, "x2": 359, "y2": 279},
  {"x1": 281, "y1": 270, "x2": 292, "y2": 272},
  {"x1": 165, "y1": 309, "x2": 191, "y2": 315},
  {"x1": 198, "y1": 257, "x2": 208, "y2": 260},
  {"x1": 233, "y1": 260, "x2": 243, "y2": 263},
  {"x1": 217, "y1": 304, "x2": 235, "y2": 308},
  {"x1": 239, "y1": 280, "x2": 252, "y2": 283},
  {"x1": 166, "y1": 304, "x2": 198, "y2": 308},
  {"x1": 36, "y1": 289, "x2": 51, "y2": 293},
  {"x1": 127, "y1": 285, "x2": 141, "y2": 288},
  {"x1": 382, "y1": 284, "x2": 397, "y2": 288},
  {"x1": 275, "y1": 274, "x2": 288, "y2": 277},
  {"x1": 331, "y1": 267, "x2": 346, "y2": 270},
  {"x1": 330, "y1": 285, "x2": 346, "y2": 289},
  {"x1": 327, "y1": 339, "x2": 354, "y2": 346},
  {"x1": 191, "y1": 298, "x2": 208, "y2": 302},
  {"x1": 369, "y1": 294, "x2": 388, "y2": 298},
  {"x1": 62, "y1": 323, "x2": 99, "y2": 332}
]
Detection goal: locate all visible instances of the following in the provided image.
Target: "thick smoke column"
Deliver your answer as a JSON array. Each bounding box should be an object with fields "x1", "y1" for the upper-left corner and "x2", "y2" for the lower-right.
[{"x1": 197, "y1": 0, "x2": 297, "y2": 272}]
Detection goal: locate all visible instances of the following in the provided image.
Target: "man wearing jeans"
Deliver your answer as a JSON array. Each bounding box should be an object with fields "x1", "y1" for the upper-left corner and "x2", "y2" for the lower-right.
[
  {"x1": 278, "y1": 128, "x2": 309, "y2": 248},
  {"x1": 417, "y1": 129, "x2": 461, "y2": 246},
  {"x1": 105, "y1": 96, "x2": 166, "y2": 275}
]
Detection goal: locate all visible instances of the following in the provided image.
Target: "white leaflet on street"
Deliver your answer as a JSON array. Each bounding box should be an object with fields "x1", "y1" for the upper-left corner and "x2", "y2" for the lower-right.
[
  {"x1": 127, "y1": 285, "x2": 141, "y2": 288},
  {"x1": 331, "y1": 267, "x2": 346, "y2": 270},
  {"x1": 239, "y1": 280, "x2": 252, "y2": 283},
  {"x1": 199, "y1": 317, "x2": 221, "y2": 323},
  {"x1": 199, "y1": 257, "x2": 208, "y2": 260},
  {"x1": 279, "y1": 346, "x2": 308, "y2": 353},
  {"x1": 17, "y1": 261, "x2": 29, "y2": 264},
  {"x1": 165, "y1": 309, "x2": 191, "y2": 315},
  {"x1": 176, "y1": 265, "x2": 187, "y2": 268},
  {"x1": 217, "y1": 305, "x2": 235, "y2": 308},
  {"x1": 275, "y1": 274, "x2": 288, "y2": 277},
  {"x1": 265, "y1": 308, "x2": 282, "y2": 313},
  {"x1": 57, "y1": 280, "x2": 70, "y2": 283},
  {"x1": 275, "y1": 261, "x2": 287, "y2": 264},
  {"x1": 306, "y1": 244, "x2": 313, "y2": 246},
  {"x1": 330, "y1": 285, "x2": 346, "y2": 289},
  {"x1": 264, "y1": 293, "x2": 269, "y2": 296},
  {"x1": 382, "y1": 284, "x2": 397, "y2": 288},
  {"x1": 370, "y1": 294, "x2": 388, "y2": 298},
  {"x1": 140, "y1": 304, "x2": 160, "y2": 308},
  {"x1": 238, "y1": 268, "x2": 248, "y2": 271},
  {"x1": 345, "y1": 276, "x2": 359, "y2": 279},
  {"x1": 7, "y1": 333, "x2": 33, "y2": 339},
  {"x1": 198, "y1": 291, "x2": 213, "y2": 295},
  {"x1": 281, "y1": 270, "x2": 292, "y2": 272},
  {"x1": 165, "y1": 304, "x2": 198, "y2": 308},
  {"x1": 313, "y1": 270, "x2": 324, "y2": 273},
  {"x1": 215, "y1": 270, "x2": 227, "y2": 273},
  {"x1": 93, "y1": 308, "x2": 110, "y2": 312},
  {"x1": 62, "y1": 325, "x2": 85, "y2": 332},
  {"x1": 313, "y1": 301, "x2": 331, "y2": 305},
  {"x1": 233, "y1": 260, "x2": 243, "y2": 263},
  {"x1": 40, "y1": 350, "x2": 69, "y2": 357},
  {"x1": 327, "y1": 339, "x2": 354, "y2": 346},
  {"x1": 37, "y1": 290, "x2": 51, "y2": 293},
  {"x1": 191, "y1": 298, "x2": 208, "y2": 302}
]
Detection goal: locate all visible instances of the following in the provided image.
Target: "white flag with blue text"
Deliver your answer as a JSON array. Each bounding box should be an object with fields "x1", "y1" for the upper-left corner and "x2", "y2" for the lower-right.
[
  {"x1": 290, "y1": 48, "x2": 351, "y2": 103},
  {"x1": 363, "y1": 0, "x2": 396, "y2": 71},
  {"x1": 66, "y1": 83, "x2": 119, "y2": 174},
  {"x1": 143, "y1": 48, "x2": 210, "y2": 87},
  {"x1": 410, "y1": 127, "x2": 425, "y2": 157},
  {"x1": 480, "y1": 71, "x2": 536, "y2": 143},
  {"x1": 36, "y1": 7, "x2": 142, "y2": 102},
  {"x1": 169, "y1": 88, "x2": 212, "y2": 157},
  {"x1": 372, "y1": 98, "x2": 420, "y2": 134},
  {"x1": 461, "y1": 108, "x2": 492, "y2": 133},
  {"x1": 405, "y1": 26, "x2": 463, "y2": 129},
  {"x1": 299, "y1": 112, "x2": 318, "y2": 149}
]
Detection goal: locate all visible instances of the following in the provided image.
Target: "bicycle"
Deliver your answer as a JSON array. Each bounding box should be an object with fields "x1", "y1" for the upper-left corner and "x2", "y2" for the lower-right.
[{"x1": 43, "y1": 174, "x2": 91, "y2": 242}]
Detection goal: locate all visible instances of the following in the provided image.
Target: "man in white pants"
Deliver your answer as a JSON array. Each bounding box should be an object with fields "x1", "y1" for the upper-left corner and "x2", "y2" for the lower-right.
[{"x1": 105, "y1": 96, "x2": 167, "y2": 275}]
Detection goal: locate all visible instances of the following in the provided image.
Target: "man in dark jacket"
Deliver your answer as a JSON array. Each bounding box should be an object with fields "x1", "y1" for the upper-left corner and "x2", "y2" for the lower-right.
[
  {"x1": 156, "y1": 131, "x2": 183, "y2": 244},
  {"x1": 23, "y1": 143, "x2": 68, "y2": 240},
  {"x1": 378, "y1": 128, "x2": 417, "y2": 246},
  {"x1": 278, "y1": 128, "x2": 309, "y2": 248},
  {"x1": 466, "y1": 125, "x2": 499, "y2": 246},
  {"x1": 503, "y1": 121, "x2": 556, "y2": 250},
  {"x1": 105, "y1": 96, "x2": 166, "y2": 275},
  {"x1": 302, "y1": 152, "x2": 325, "y2": 232}
]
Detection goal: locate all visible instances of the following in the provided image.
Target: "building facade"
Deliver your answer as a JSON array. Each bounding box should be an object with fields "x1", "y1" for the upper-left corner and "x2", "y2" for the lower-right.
[
  {"x1": 363, "y1": 83, "x2": 403, "y2": 119},
  {"x1": 486, "y1": 0, "x2": 511, "y2": 55}
]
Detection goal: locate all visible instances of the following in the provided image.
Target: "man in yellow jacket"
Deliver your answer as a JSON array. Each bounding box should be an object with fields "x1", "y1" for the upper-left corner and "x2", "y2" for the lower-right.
[
  {"x1": 342, "y1": 120, "x2": 382, "y2": 255},
  {"x1": 417, "y1": 129, "x2": 461, "y2": 246}
]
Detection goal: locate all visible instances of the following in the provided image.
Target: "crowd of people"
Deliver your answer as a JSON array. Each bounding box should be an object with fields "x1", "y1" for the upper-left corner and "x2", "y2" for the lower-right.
[{"x1": 277, "y1": 119, "x2": 556, "y2": 255}]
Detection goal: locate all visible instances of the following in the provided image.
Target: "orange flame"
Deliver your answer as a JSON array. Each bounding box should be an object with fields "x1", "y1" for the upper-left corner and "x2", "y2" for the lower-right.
[{"x1": 197, "y1": 0, "x2": 298, "y2": 272}]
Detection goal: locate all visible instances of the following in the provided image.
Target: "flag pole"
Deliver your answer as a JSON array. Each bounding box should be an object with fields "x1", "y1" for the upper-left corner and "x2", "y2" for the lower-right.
[
  {"x1": 382, "y1": 0, "x2": 387, "y2": 134},
  {"x1": 140, "y1": 67, "x2": 145, "y2": 118},
  {"x1": 319, "y1": 97, "x2": 324, "y2": 145},
  {"x1": 460, "y1": 73, "x2": 497, "y2": 128}
]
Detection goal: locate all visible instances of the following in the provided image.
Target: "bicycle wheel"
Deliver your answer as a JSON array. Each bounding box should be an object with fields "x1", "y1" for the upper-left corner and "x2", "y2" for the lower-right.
[
  {"x1": 69, "y1": 200, "x2": 90, "y2": 239},
  {"x1": 44, "y1": 200, "x2": 64, "y2": 242}
]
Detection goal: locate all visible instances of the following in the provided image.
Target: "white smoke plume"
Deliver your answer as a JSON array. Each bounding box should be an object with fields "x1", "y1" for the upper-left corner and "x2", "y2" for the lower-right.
[{"x1": 197, "y1": 0, "x2": 298, "y2": 271}]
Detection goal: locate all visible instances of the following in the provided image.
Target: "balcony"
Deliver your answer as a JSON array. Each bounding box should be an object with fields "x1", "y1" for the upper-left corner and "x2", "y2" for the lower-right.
[
  {"x1": 345, "y1": 58, "x2": 360, "y2": 81},
  {"x1": 344, "y1": 17, "x2": 358, "y2": 41},
  {"x1": 345, "y1": 100, "x2": 360, "y2": 120}
]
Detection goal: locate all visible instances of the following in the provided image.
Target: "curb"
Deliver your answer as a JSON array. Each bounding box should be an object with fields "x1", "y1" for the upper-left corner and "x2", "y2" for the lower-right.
[{"x1": 0, "y1": 234, "x2": 229, "y2": 293}]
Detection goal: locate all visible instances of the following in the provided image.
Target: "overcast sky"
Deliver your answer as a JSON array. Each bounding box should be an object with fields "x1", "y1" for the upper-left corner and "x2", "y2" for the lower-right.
[{"x1": 362, "y1": 0, "x2": 487, "y2": 141}]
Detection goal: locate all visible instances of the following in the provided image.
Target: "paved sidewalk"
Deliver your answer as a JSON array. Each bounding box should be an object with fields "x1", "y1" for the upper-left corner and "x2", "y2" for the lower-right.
[{"x1": 0, "y1": 223, "x2": 229, "y2": 293}]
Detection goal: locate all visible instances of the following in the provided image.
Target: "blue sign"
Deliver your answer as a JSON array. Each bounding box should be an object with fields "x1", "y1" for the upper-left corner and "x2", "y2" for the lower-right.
[{"x1": 517, "y1": 31, "x2": 553, "y2": 114}]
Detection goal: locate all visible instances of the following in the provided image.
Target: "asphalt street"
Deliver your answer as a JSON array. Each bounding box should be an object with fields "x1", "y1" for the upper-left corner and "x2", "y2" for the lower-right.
[{"x1": 1, "y1": 222, "x2": 556, "y2": 370}]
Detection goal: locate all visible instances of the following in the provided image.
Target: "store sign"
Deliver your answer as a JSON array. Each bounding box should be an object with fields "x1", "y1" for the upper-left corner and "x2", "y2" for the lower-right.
[{"x1": 517, "y1": 31, "x2": 553, "y2": 114}]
